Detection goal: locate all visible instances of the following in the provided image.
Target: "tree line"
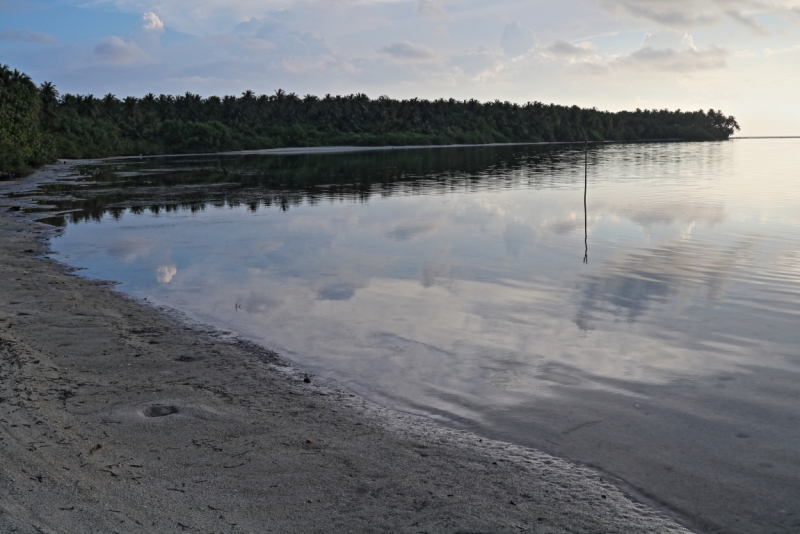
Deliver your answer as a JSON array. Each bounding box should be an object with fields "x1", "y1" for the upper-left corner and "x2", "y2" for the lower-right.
[{"x1": 1, "y1": 63, "x2": 740, "y2": 175}]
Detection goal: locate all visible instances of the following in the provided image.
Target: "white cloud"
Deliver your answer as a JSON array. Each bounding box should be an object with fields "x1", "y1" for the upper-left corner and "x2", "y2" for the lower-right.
[
  {"x1": 472, "y1": 61, "x2": 516, "y2": 83},
  {"x1": 142, "y1": 12, "x2": 164, "y2": 34},
  {"x1": 542, "y1": 39, "x2": 594, "y2": 59},
  {"x1": 528, "y1": 30, "x2": 731, "y2": 73},
  {"x1": 0, "y1": 29, "x2": 60, "y2": 45},
  {"x1": 623, "y1": 45, "x2": 728, "y2": 71},
  {"x1": 610, "y1": 31, "x2": 729, "y2": 72},
  {"x1": 416, "y1": 0, "x2": 448, "y2": 19},
  {"x1": 642, "y1": 30, "x2": 696, "y2": 50},
  {"x1": 94, "y1": 36, "x2": 149, "y2": 64},
  {"x1": 764, "y1": 43, "x2": 800, "y2": 56},
  {"x1": 725, "y1": 9, "x2": 770, "y2": 35},
  {"x1": 501, "y1": 21, "x2": 537, "y2": 57},
  {"x1": 595, "y1": 0, "x2": 797, "y2": 31},
  {"x1": 378, "y1": 41, "x2": 438, "y2": 62},
  {"x1": 233, "y1": 18, "x2": 330, "y2": 56},
  {"x1": 90, "y1": 0, "x2": 300, "y2": 34}
]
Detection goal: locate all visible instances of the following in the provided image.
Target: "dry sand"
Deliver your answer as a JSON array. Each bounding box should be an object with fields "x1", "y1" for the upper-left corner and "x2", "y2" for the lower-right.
[{"x1": 0, "y1": 164, "x2": 693, "y2": 533}]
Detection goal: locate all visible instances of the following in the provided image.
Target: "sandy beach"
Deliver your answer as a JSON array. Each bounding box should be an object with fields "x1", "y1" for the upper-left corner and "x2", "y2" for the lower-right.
[{"x1": 0, "y1": 163, "x2": 693, "y2": 533}]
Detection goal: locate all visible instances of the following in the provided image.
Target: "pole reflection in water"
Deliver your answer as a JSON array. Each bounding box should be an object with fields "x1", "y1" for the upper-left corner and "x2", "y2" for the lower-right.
[{"x1": 583, "y1": 138, "x2": 588, "y2": 265}]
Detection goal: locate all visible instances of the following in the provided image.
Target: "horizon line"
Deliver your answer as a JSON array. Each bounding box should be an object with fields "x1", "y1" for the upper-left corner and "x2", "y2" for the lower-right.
[{"x1": 732, "y1": 136, "x2": 800, "y2": 139}]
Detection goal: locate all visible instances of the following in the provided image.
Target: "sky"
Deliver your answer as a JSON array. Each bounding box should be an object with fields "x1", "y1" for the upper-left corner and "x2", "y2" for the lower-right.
[{"x1": 1, "y1": 0, "x2": 799, "y2": 135}]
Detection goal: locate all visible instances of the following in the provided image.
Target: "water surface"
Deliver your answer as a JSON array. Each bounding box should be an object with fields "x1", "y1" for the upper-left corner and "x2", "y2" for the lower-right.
[{"x1": 38, "y1": 141, "x2": 800, "y2": 533}]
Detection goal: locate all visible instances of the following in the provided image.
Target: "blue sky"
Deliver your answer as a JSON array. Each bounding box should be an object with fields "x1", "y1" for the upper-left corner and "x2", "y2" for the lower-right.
[{"x1": 2, "y1": 0, "x2": 799, "y2": 135}]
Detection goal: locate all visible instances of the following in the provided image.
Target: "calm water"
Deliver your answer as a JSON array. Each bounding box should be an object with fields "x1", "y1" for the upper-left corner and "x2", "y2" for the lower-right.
[{"x1": 38, "y1": 141, "x2": 800, "y2": 533}]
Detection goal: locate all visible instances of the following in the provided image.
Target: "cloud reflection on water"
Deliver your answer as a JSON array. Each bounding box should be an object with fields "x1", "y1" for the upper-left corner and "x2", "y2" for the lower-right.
[
  {"x1": 41, "y1": 141, "x2": 800, "y2": 534},
  {"x1": 156, "y1": 264, "x2": 178, "y2": 283},
  {"x1": 47, "y1": 141, "x2": 800, "y2": 410}
]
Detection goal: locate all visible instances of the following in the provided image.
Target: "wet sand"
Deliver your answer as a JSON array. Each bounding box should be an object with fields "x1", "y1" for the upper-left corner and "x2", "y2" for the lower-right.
[{"x1": 0, "y1": 163, "x2": 693, "y2": 533}]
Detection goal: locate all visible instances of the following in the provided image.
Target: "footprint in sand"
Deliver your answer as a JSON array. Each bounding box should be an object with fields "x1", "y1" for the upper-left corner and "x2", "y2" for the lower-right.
[{"x1": 143, "y1": 405, "x2": 179, "y2": 418}]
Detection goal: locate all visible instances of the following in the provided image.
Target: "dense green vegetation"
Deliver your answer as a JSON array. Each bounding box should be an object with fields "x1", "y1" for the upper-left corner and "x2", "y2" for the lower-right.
[
  {"x1": 1, "y1": 63, "x2": 740, "y2": 175},
  {"x1": 0, "y1": 66, "x2": 56, "y2": 174}
]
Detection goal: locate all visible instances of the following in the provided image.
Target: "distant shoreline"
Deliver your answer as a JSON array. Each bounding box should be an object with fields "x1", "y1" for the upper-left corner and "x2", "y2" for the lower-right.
[
  {"x1": 730, "y1": 136, "x2": 800, "y2": 139},
  {"x1": 65, "y1": 137, "x2": 705, "y2": 163},
  {"x1": 1, "y1": 63, "x2": 740, "y2": 175}
]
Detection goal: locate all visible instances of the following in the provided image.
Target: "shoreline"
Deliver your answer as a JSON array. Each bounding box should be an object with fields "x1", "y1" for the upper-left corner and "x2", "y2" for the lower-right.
[
  {"x1": 0, "y1": 163, "x2": 693, "y2": 533},
  {"x1": 49, "y1": 137, "x2": 697, "y2": 164}
]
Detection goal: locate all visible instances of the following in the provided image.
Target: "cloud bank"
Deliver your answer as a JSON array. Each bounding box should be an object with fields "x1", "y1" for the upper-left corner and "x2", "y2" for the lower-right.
[
  {"x1": 416, "y1": 0, "x2": 448, "y2": 19},
  {"x1": 94, "y1": 36, "x2": 148, "y2": 64},
  {"x1": 0, "y1": 29, "x2": 60, "y2": 45},
  {"x1": 612, "y1": 30, "x2": 729, "y2": 72},
  {"x1": 595, "y1": 0, "x2": 799, "y2": 32},
  {"x1": 378, "y1": 41, "x2": 438, "y2": 62}
]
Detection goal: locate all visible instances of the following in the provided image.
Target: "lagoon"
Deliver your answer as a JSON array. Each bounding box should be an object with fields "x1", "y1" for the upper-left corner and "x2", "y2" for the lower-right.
[{"x1": 40, "y1": 140, "x2": 800, "y2": 533}]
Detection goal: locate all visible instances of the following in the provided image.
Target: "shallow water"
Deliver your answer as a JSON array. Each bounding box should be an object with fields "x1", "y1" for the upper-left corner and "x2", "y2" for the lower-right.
[{"x1": 38, "y1": 141, "x2": 800, "y2": 533}]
